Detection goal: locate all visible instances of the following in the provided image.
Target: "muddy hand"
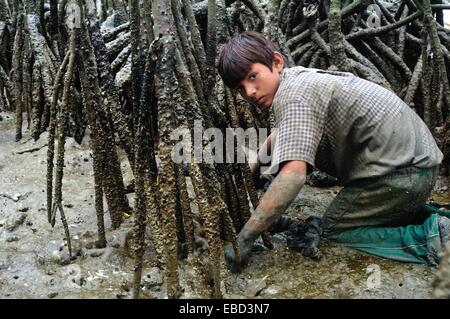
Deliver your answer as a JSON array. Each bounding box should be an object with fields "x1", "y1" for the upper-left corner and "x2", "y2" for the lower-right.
[
  {"x1": 224, "y1": 243, "x2": 242, "y2": 273},
  {"x1": 224, "y1": 237, "x2": 253, "y2": 273},
  {"x1": 226, "y1": 161, "x2": 307, "y2": 270},
  {"x1": 287, "y1": 216, "x2": 323, "y2": 260}
]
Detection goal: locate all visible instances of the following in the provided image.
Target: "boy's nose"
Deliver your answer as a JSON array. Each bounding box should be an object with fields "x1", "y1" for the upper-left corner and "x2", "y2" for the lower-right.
[{"x1": 244, "y1": 85, "x2": 256, "y2": 100}]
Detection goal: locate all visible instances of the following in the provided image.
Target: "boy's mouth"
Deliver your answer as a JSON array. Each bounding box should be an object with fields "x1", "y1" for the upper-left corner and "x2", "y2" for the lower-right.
[{"x1": 255, "y1": 96, "x2": 265, "y2": 106}]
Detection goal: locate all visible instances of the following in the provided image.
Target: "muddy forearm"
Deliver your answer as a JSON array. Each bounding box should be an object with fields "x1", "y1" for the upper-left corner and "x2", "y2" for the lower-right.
[{"x1": 239, "y1": 170, "x2": 306, "y2": 243}]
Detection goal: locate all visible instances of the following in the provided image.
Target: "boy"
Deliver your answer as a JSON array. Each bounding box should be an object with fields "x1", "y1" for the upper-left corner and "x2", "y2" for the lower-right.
[{"x1": 218, "y1": 31, "x2": 450, "y2": 270}]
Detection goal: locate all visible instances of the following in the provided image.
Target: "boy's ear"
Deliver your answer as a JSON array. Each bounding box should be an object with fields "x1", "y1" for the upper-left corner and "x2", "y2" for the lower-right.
[{"x1": 273, "y1": 51, "x2": 284, "y2": 71}]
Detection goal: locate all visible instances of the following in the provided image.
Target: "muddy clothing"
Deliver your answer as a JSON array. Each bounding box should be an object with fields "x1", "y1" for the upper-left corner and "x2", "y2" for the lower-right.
[
  {"x1": 324, "y1": 166, "x2": 449, "y2": 265},
  {"x1": 267, "y1": 66, "x2": 443, "y2": 184},
  {"x1": 267, "y1": 66, "x2": 446, "y2": 265},
  {"x1": 324, "y1": 167, "x2": 439, "y2": 230}
]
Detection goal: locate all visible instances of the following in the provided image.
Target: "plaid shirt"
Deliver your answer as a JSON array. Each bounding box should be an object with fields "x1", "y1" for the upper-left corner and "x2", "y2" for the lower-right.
[{"x1": 266, "y1": 66, "x2": 443, "y2": 185}]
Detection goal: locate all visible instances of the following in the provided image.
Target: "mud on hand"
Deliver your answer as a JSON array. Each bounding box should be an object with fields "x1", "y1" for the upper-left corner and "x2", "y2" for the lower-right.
[
  {"x1": 224, "y1": 242, "x2": 246, "y2": 273},
  {"x1": 286, "y1": 216, "x2": 323, "y2": 260}
]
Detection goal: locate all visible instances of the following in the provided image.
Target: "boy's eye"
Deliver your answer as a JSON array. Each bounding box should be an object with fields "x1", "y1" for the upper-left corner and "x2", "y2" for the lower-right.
[{"x1": 249, "y1": 74, "x2": 257, "y2": 81}]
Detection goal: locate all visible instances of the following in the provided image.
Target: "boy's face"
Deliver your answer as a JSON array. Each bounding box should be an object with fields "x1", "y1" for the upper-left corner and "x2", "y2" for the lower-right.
[{"x1": 237, "y1": 52, "x2": 284, "y2": 110}]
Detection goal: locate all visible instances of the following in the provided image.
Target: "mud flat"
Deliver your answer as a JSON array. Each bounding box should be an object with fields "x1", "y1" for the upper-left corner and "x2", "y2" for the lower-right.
[{"x1": 0, "y1": 111, "x2": 448, "y2": 298}]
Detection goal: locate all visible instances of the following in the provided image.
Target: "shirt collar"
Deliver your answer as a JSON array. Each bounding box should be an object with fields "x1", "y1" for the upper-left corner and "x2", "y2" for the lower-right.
[{"x1": 271, "y1": 67, "x2": 288, "y2": 108}]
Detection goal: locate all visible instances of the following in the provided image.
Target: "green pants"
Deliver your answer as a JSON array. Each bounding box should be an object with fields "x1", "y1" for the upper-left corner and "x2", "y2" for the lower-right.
[{"x1": 323, "y1": 166, "x2": 449, "y2": 266}]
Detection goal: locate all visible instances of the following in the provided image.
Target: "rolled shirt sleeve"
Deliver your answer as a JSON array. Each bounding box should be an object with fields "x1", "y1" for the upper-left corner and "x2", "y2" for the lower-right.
[{"x1": 265, "y1": 96, "x2": 325, "y2": 175}]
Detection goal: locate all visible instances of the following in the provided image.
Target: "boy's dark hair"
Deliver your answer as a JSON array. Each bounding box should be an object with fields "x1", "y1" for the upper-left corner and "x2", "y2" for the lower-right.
[{"x1": 218, "y1": 31, "x2": 277, "y2": 89}]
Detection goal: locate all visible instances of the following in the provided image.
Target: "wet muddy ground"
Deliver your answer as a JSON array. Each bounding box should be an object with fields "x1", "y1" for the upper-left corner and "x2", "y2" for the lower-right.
[{"x1": 1, "y1": 111, "x2": 449, "y2": 299}]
